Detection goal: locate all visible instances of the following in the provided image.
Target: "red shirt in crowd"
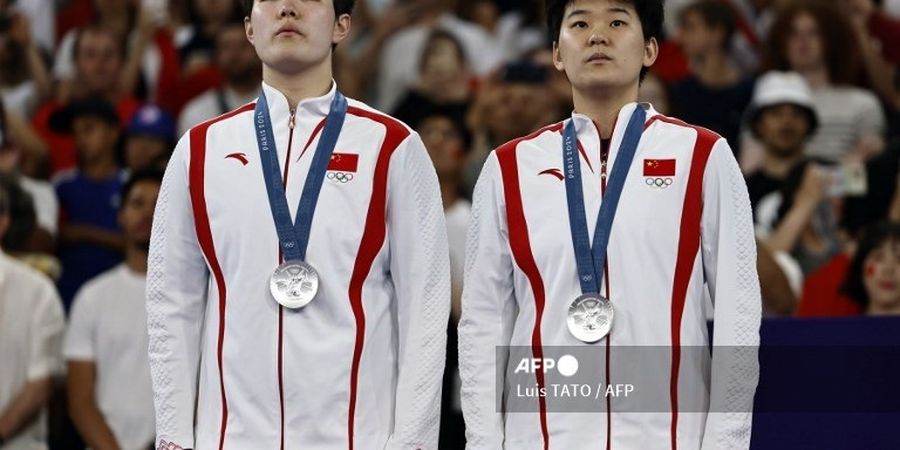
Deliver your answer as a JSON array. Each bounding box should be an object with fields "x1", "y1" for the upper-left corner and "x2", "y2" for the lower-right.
[{"x1": 796, "y1": 253, "x2": 863, "y2": 317}]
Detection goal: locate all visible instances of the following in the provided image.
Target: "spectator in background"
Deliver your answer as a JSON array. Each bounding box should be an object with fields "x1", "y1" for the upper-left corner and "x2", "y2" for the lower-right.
[
  {"x1": 53, "y1": 0, "x2": 172, "y2": 102},
  {"x1": 392, "y1": 30, "x2": 473, "y2": 129},
  {"x1": 124, "y1": 104, "x2": 175, "y2": 172},
  {"x1": 64, "y1": 170, "x2": 161, "y2": 450},
  {"x1": 411, "y1": 106, "x2": 470, "y2": 450},
  {"x1": 0, "y1": 4, "x2": 52, "y2": 119},
  {"x1": 671, "y1": 0, "x2": 755, "y2": 152},
  {"x1": 177, "y1": 21, "x2": 261, "y2": 136},
  {"x1": 0, "y1": 0, "x2": 55, "y2": 55},
  {"x1": 638, "y1": 71, "x2": 671, "y2": 115},
  {"x1": 50, "y1": 98, "x2": 126, "y2": 309},
  {"x1": 755, "y1": 159, "x2": 842, "y2": 276},
  {"x1": 456, "y1": 0, "x2": 544, "y2": 62},
  {"x1": 33, "y1": 24, "x2": 141, "y2": 175},
  {"x1": 177, "y1": 0, "x2": 243, "y2": 74},
  {"x1": 744, "y1": 71, "x2": 818, "y2": 212},
  {"x1": 0, "y1": 98, "x2": 56, "y2": 255},
  {"x1": 842, "y1": 221, "x2": 900, "y2": 315},
  {"x1": 764, "y1": 0, "x2": 886, "y2": 163},
  {"x1": 375, "y1": 0, "x2": 503, "y2": 112},
  {"x1": 841, "y1": 0, "x2": 900, "y2": 110},
  {"x1": 463, "y1": 61, "x2": 564, "y2": 197},
  {"x1": 0, "y1": 182, "x2": 66, "y2": 450}
]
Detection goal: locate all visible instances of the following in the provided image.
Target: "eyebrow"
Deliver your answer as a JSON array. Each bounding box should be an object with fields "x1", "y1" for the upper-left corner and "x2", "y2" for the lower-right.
[
  {"x1": 566, "y1": 7, "x2": 632, "y2": 20},
  {"x1": 566, "y1": 9, "x2": 589, "y2": 19}
]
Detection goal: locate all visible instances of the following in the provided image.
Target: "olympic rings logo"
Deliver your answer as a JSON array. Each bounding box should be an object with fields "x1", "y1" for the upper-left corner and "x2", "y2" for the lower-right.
[
  {"x1": 327, "y1": 172, "x2": 354, "y2": 183},
  {"x1": 644, "y1": 177, "x2": 674, "y2": 188}
]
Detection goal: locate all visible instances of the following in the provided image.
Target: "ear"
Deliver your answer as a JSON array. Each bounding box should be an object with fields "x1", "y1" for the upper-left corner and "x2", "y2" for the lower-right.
[
  {"x1": 245, "y1": 16, "x2": 255, "y2": 45},
  {"x1": 332, "y1": 13, "x2": 352, "y2": 46},
  {"x1": 552, "y1": 41, "x2": 566, "y2": 73},
  {"x1": 643, "y1": 37, "x2": 659, "y2": 69}
]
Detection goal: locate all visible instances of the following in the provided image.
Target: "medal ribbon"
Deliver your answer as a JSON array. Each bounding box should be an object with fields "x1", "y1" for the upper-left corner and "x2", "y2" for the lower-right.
[
  {"x1": 254, "y1": 87, "x2": 348, "y2": 262},
  {"x1": 563, "y1": 105, "x2": 647, "y2": 295}
]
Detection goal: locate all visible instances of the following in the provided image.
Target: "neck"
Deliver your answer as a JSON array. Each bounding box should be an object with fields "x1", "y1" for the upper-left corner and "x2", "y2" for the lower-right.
[
  {"x1": 572, "y1": 83, "x2": 639, "y2": 139},
  {"x1": 868, "y1": 301, "x2": 900, "y2": 316},
  {"x1": 798, "y1": 65, "x2": 830, "y2": 89},
  {"x1": 760, "y1": 150, "x2": 802, "y2": 179},
  {"x1": 229, "y1": 75, "x2": 263, "y2": 96},
  {"x1": 692, "y1": 51, "x2": 737, "y2": 87},
  {"x1": 263, "y1": 59, "x2": 334, "y2": 108},
  {"x1": 82, "y1": 158, "x2": 118, "y2": 180},
  {"x1": 125, "y1": 245, "x2": 148, "y2": 274},
  {"x1": 440, "y1": 180, "x2": 459, "y2": 210}
]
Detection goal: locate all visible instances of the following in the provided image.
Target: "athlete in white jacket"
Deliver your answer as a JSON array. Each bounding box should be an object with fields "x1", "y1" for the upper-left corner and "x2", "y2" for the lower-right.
[
  {"x1": 459, "y1": 1, "x2": 761, "y2": 449},
  {"x1": 146, "y1": 1, "x2": 450, "y2": 449}
]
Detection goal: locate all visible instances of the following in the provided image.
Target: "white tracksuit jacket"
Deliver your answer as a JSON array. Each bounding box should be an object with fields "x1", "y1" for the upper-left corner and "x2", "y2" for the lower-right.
[
  {"x1": 146, "y1": 82, "x2": 450, "y2": 450},
  {"x1": 459, "y1": 103, "x2": 761, "y2": 450}
]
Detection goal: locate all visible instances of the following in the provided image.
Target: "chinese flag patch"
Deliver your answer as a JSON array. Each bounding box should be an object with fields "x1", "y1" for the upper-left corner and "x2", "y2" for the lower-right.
[
  {"x1": 328, "y1": 153, "x2": 358, "y2": 172},
  {"x1": 643, "y1": 159, "x2": 675, "y2": 177}
]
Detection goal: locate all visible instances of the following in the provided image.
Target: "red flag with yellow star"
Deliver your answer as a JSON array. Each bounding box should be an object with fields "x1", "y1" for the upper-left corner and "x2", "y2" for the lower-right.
[
  {"x1": 643, "y1": 159, "x2": 675, "y2": 177},
  {"x1": 328, "y1": 153, "x2": 358, "y2": 172}
]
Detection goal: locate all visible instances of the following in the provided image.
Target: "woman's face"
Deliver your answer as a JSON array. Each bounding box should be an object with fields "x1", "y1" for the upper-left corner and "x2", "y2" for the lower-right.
[
  {"x1": 863, "y1": 239, "x2": 900, "y2": 312},
  {"x1": 421, "y1": 37, "x2": 465, "y2": 83},
  {"x1": 787, "y1": 12, "x2": 824, "y2": 72}
]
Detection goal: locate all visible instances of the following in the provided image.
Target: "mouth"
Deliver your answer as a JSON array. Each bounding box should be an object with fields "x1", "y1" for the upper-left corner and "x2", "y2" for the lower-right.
[
  {"x1": 585, "y1": 52, "x2": 613, "y2": 64},
  {"x1": 878, "y1": 281, "x2": 897, "y2": 291},
  {"x1": 276, "y1": 26, "x2": 303, "y2": 37}
]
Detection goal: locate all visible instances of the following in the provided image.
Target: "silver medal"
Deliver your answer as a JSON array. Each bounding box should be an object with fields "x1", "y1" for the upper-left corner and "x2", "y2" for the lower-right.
[
  {"x1": 567, "y1": 293, "x2": 614, "y2": 343},
  {"x1": 269, "y1": 260, "x2": 319, "y2": 309}
]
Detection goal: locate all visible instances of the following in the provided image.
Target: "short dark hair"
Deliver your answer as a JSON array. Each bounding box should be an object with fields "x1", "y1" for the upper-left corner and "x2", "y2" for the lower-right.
[
  {"x1": 841, "y1": 221, "x2": 900, "y2": 311},
  {"x1": 239, "y1": 0, "x2": 355, "y2": 18},
  {"x1": 0, "y1": 174, "x2": 36, "y2": 251},
  {"x1": 679, "y1": 0, "x2": 737, "y2": 51},
  {"x1": 545, "y1": 0, "x2": 664, "y2": 82},
  {"x1": 120, "y1": 169, "x2": 164, "y2": 211}
]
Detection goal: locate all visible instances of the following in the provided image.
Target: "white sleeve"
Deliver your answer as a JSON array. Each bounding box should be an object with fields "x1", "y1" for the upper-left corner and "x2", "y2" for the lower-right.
[
  {"x1": 27, "y1": 278, "x2": 65, "y2": 381},
  {"x1": 63, "y1": 287, "x2": 97, "y2": 361},
  {"x1": 458, "y1": 152, "x2": 517, "y2": 450},
  {"x1": 699, "y1": 139, "x2": 762, "y2": 450},
  {"x1": 146, "y1": 136, "x2": 209, "y2": 449},
  {"x1": 52, "y1": 31, "x2": 76, "y2": 81},
  {"x1": 385, "y1": 133, "x2": 451, "y2": 450}
]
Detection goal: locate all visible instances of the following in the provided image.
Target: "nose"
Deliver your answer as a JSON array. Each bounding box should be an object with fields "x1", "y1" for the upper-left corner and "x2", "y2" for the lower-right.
[
  {"x1": 588, "y1": 30, "x2": 609, "y2": 46},
  {"x1": 280, "y1": 0, "x2": 298, "y2": 18}
]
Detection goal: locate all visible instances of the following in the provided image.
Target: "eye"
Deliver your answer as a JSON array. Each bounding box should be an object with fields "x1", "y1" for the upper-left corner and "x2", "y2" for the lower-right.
[
  {"x1": 571, "y1": 21, "x2": 589, "y2": 29},
  {"x1": 611, "y1": 20, "x2": 626, "y2": 28}
]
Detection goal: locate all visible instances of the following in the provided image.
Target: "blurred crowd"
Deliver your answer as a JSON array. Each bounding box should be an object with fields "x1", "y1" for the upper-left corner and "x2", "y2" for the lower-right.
[{"x1": 1, "y1": 0, "x2": 900, "y2": 449}]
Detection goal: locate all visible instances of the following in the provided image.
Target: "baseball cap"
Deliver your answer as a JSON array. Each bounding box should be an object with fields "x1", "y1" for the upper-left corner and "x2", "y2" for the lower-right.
[
  {"x1": 127, "y1": 104, "x2": 175, "y2": 143},
  {"x1": 49, "y1": 97, "x2": 120, "y2": 134},
  {"x1": 745, "y1": 71, "x2": 819, "y2": 135}
]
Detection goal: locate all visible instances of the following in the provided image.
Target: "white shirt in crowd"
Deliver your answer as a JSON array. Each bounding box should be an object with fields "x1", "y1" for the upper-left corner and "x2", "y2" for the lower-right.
[
  {"x1": 177, "y1": 87, "x2": 258, "y2": 137},
  {"x1": 445, "y1": 199, "x2": 471, "y2": 289},
  {"x1": 18, "y1": 177, "x2": 58, "y2": 237},
  {"x1": 459, "y1": 104, "x2": 762, "y2": 449},
  {"x1": 64, "y1": 264, "x2": 155, "y2": 450},
  {"x1": 147, "y1": 81, "x2": 450, "y2": 449},
  {"x1": 805, "y1": 86, "x2": 886, "y2": 163},
  {"x1": 376, "y1": 14, "x2": 503, "y2": 113},
  {"x1": 0, "y1": 251, "x2": 65, "y2": 450}
]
